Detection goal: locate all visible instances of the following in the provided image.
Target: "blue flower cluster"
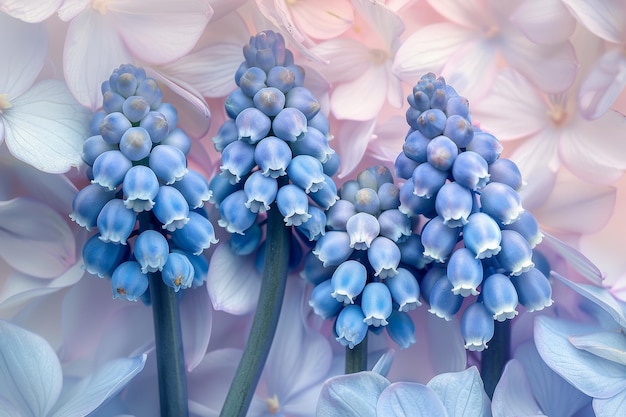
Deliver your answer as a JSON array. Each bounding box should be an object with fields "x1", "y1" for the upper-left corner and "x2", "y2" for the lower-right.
[
  {"x1": 70, "y1": 64, "x2": 218, "y2": 301},
  {"x1": 210, "y1": 30, "x2": 339, "y2": 253},
  {"x1": 396, "y1": 73, "x2": 553, "y2": 351},
  {"x1": 305, "y1": 166, "x2": 422, "y2": 350}
]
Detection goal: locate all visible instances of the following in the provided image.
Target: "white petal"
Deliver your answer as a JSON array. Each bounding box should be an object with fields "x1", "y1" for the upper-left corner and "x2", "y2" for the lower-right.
[
  {"x1": 427, "y1": 367, "x2": 488, "y2": 417},
  {"x1": 351, "y1": 0, "x2": 405, "y2": 48},
  {"x1": 317, "y1": 372, "x2": 389, "y2": 417},
  {"x1": 0, "y1": 320, "x2": 63, "y2": 417},
  {"x1": 440, "y1": 37, "x2": 498, "y2": 99},
  {"x1": 49, "y1": 355, "x2": 146, "y2": 417},
  {"x1": 377, "y1": 382, "x2": 448, "y2": 417},
  {"x1": 63, "y1": 9, "x2": 132, "y2": 109},
  {"x1": 561, "y1": 0, "x2": 625, "y2": 43},
  {"x1": 331, "y1": 65, "x2": 388, "y2": 121},
  {"x1": 334, "y1": 118, "x2": 376, "y2": 179},
  {"x1": 392, "y1": 23, "x2": 471, "y2": 83},
  {"x1": 368, "y1": 115, "x2": 409, "y2": 164},
  {"x1": 206, "y1": 243, "x2": 261, "y2": 315},
  {"x1": 510, "y1": 0, "x2": 576, "y2": 44},
  {"x1": 187, "y1": 348, "x2": 241, "y2": 412},
  {"x1": 312, "y1": 39, "x2": 372, "y2": 84},
  {"x1": 289, "y1": 0, "x2": 354, "y2": 40},
  {"x1": 208, "y1": 0, "x2": 247, "y2": 20},
  {"x1": 491, "y1": 359, "x2": 544, "y2": 417},
  {"x1": 578, "y1": 49, "x2": 626, "y2": 119},
  {"x1": 0, "y1": 13, "x2": 47, "y2": 98},
  {"x1": 0, "y1": 0, "x2": 62, "y2": 22},
  {"x1": 180, "y1": 285, "x2": 213, "y2": 372},
  {"x1": 425, "y1": 0, "x2": 484, "y2": 28},
  {"x1": 109, "y1": 0, "x2": 213, "y2": 65},
  {"x1": 540, "y1": 233, "x2": 604, "y2": 286},
  {"x1": 2, "y1": 79, "x2": 91, "y2": 173},
  {"x1": 0, "y1": 198, "x2": 76, "y2": 279},
  {"x1": 57, "y1": 0, "x2": 91, "y2": 21}
]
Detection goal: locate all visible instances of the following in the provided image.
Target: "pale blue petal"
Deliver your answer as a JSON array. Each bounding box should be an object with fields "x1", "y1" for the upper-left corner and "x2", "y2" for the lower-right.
[
  {"x1": 206, "y1": 242, "x2": 261, "y2": 315},
  {"x1": 534, "y1": 316, "x2": 626, "y2": 398},
  {"x1": 181, "y1": 285, "x2": 213, "y2": 372},
  {"x1": 0, "y1": 320, "x2": 63, "y2": 417},
  {"x1": 593, "y1": 389, "x2": 626, "y2": 417},
  {"x1": 427, "y1": 367, "x2": 488, "y2": 417},
  {"x1": 0, "y1": 198, "x2": 76, "y2": 279},
  {"x1": 491, "y1": 359, "x2": 544, "y2": 417},
  {"x1": 426, "y1": 313, "x2": 467, "y2": 374},
  {"x1": 569, "y1": 331, "x2": 626, "y2": 366},
  {"x1": 316, "y1": 371, "x2": 389, "y2": 417},
  {"x1": 540, "y1": 233, "x2": 603, "y2": 285},
  {"x1": 516, "y1": 342, "x2": 591, "y2": 417},
  {"x1": 377, "y1": 382, "x2": 448, "y2": 417},
  {"x1": 2, "y1": 80, "x2": 91, "y2": 173}
]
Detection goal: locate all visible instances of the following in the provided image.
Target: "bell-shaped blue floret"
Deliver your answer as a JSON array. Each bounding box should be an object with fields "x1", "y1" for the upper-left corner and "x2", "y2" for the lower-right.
[
  {"x1": 361, "y1": 282, "x2": 393, "y2": 327},
  {"x1": 510, "y1": 267, "x2": 553, "y2": 312},
  {"x1": 285, "y1": 86, "x2": 320, "y2": 119},
  {"x1": 309, "y1": 279, "x2": 343, "y2": 319},
  {"x1": 266, "y1": 66, "x2": 296, "y2": 92},
  {"x1": 323, "y1": 152, "x2": 340, "y2": 177},
  {"x1": 445, "y1": 95, "x2": 470, "y2": 119},
  {"x1": 377, "y1": 209, "x2": 411, "y2": 243},
  {"x1": 92, "y1": 150, "x2": 132, "y2": 191},
  {"x1": 253, "y1": 87, "x2": 285, "y2": 117},
  {"x1": 398, "y1": 178, "x2": 436, "y2": 217},
  {"x1": 421, "y1": 216, "x2": 460, "y2": 263},
  {"x1": 308, "y1": 110, "x2": 329, "y2": 135},
  {"x1": 172, "y1": 249, "x2": 209, "y2": 288},
  {"x1": 312, "y1": 231, "x2": 354, "y2": 267},
  {"x1": 276, "y1": 183, "x2": 311, "y2": 226},
  {"x1": 83, "y1": 135, "x2": 116, "y2": 166},
  {"x1": 330, "y1": 260, "x2": 367, "y2": 304},
  {"x1": 82, "y1": 234, "x2": 128, "y2": 278},
  {"x1": 301, "y1": 250, "x2": 334, "y2": 285},
  {"x1": 272, "y1": 107, "x2": 307, "y2": 142},
  {"x1": 212, "y1": 119, "x2": 239, "y2": 152},
  {"x1": 239, "y1": 66, "x2": 267, "y2": 97},
  {"x1": 140, "y1": 111, "x2": 169, "y2": 143},
  {"x1": 346, "y1": 212, "x2": 380, "y2": 250},
  {"x1": 111, "y1": 261, "x2": 148, "y2": 302},
  {"x1": 326, "y1": 200, "x2": 356, "y2": 231},
  {"x1": 482, "y1": 273, "x2": 519, "y2": 321},
  {"x1": 403, "y1": 130, "x2": 430, "y2": 163},
  {"x1": 122, "y1": 165, "x2": 160, "y2": 212},
  {"x1": 479, "y1": 182, "x2": 524, "y2": 225},
  {"x1": 395, "y1": 152, "x2": 420, "y2": 180},
  {"x1": 161, "y1": 252, "x2": 194, "y2": 292},
  {"x1": 353, "y1": 188, "x2": 381, "y2": 215},
  {"x1": 428, "y1": 275, "x2": 463, "y2": 321},
  {"x1": 466, "y1": 131, "x2": 503, "y2": 164},
  {"x1": 208, "y1": 174, "x2": 243, "y2": 207},
  {"x1": 405, "y1": 106, "x2": 422, "y2": 130},
  {"x1": 411, "y1": 162, "x2": 448, "y2": 199},
  {"x1": 368, "y1": 236, "x2": 401, "y2": 278},
  {"x1": 160, "y1": 128, "x2": 191, "y2": 155},
  {"x1": 102, "y1": 90, "x2": 124, "y2": 114},
  {"x1": 451, "y1": 151, "x2": 490, "y2": 191},
  {"x1": 377, "y1": 183, "x2": 400, "y2": 211},
  {"x1": 171, "y1": 211, "x2": 218, "y2": 255},
  {"x1": 420, "y1": 265, "x2": 446, "y2": 303},
  {"x1": 385, "y1": 267, "x2": 421, "y2": 312},
  {"x1": 462, "y1": 212, "x2": 502, "y2": 259},
  {"x1": 335, "y1": 305, "x2": 368, "y2": 349},
  {"x1": 70, "y1": 183, "x2": 116, "y2": 230},
  {"x1": 397, "y1": 234, "x2": 429, "y2": 270},
  {"x1": 386, "y1": 311, "x2": 416, "y2": 349},
  {"x1": 340, "y1": 180, "x2": 360, "y2": 202},
  {"x1": 122, "y1": 95, "x2": 150, "y2": 123},
  {"x1": 416, "y1": 108, "x2": 447, "y2": 138},
  {"x1": 224, "y1": 88, "x2": 254, "y2": 119},
  {"x1": 443, "y1": 114, "x2": 473, "y2": 148},
  {"x1": 290, "y1": 127, "x2": 334, "y2": 163},
  {"x1": 496, "y1": 230, "x2": 535, "y2": 276},
  {"x1": 446, "y1": 247, "x2": 483, "y2": 296},
  {"x1": 296, "y1": 206, "x2": 326, "y2": 241},
  {"x1": 488, "y1": 158, "x2": 523, "y2": 191},
  {"x1": 460, "y1": 303, "x2": 494, "y2": 351},
  {"x1": 220, "y1": 140, "x2": 256, "y2": 184},
  {"x1": 149, "y1": 144, "x2": 188, "y2": 185},
  {"x1": 254, "y1": 136, "x2": 292, "y2": 178},
  {"x1": 113, "y1": 70, "x2": 138, "y2": 97},
  {"x1": 503, "y1": 210, "x2": 542, "y2": 248},
  {"x1": 136, "y1": 78, "x2": 162, "y2": 109},
  {"x1": 97, "y1": 199, "x2": 136, "y2": 244},
  {"x1": 153, "y1": 186, "x2": 190, "y2": 231},
  {"x1": 243, "y1": 171, "x2": 278, "y2": 213},
  {"x1": 99, "y1": 111, "x2": 131, "y2": 144},
  {"x1": 427, "y1": 135, "x2": 458, "y2": 171},
  {"x1": 435, "y1": 182, "x2": 473, "y2": 227},
  {"x1": 229, "y1": 222, "x2": 263, "y2": 255},
  {"x1": 287, "y1": 155, "x2": 325, "y2": 193},
  {"x1": 218, "y1": 190, "x2": 257, "y2": 234},
  {"x1": 236, "y1": 107, "x2": 272, "y2": 144},
  {"x1": 172, "y1": 169, "x2": 212, "y2": 209},
  {"x1": 134, "y1": 230, "x2": 169, "y2": 273},
  {"x1": 119, "y1": 127, "x2": 153, "y2": 161}
]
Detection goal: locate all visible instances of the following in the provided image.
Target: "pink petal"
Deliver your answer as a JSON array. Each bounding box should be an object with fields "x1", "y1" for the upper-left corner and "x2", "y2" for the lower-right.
[
  {"x1": 368, "y1": 115, "x2": 409, "y2": 164},
  {"x1": 561, "y1": 0, "x2": 625, "y2": 44},
  {"x1": 440, "y1": 37, "x2": 498, "y2": 99},
  {"x1": 578, "y1": 48, "x2": 626, "y2": 119},
  {"x1": 208, "y1": 0, "x2": 248, "y2": 20},
  {"x1": 57, "y1": 0, "x2": 91, "y2": 21},
  {"x1": 351, "y1": 0, "x2": 405, "y2": 48},
  {"x1": 392, "y1": 23, "x2": 472, "y2": 84},
  {"x1": 425, "y1": 0, "x2": 484, "y2": 29},
  {"x1": 110, "y1": 0, "x2": 213, "y2": 65},
  {"x1": 386, "y1": 62, "x2": 404, "y2": 109},
  {"x1": 473, "y1": 69, "x2": 548, "y2": 140},
  {"x1": 312, "y1": 39, "x2": 372, "y2": 84},
  {"x1": 0, "y1": 14, "x2": 47, "y2": 98},
  {"x1": 180, "y1": 284, "x2": 213, "y2": 371},
  {"x1": 510, "y1": 0, "x2": 576, "y2": 44},
  {"x1": 63, "y1": 9, "x2": 131, "y2": 109},
  {"x1": 331, "y1": 65, "x2": 388, "y2": 121},
  {"x1": 0, "y1": 0, "x2": 62, "y2": 22},
  {"x1": 289, "y1": 0, "x2": 354, "y2": 40},
  {"x1": 559, "y1": 110, "x2": 626, "y2": 184},
  {"x1": 333, "y1": 118, "x2": 376, "y2": 178}
]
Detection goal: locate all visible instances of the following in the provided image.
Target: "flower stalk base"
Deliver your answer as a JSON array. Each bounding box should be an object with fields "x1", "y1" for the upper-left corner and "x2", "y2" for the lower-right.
[
  {"x1": 480, "y1": 319, "x2": 511, "y2": 398},
  {"x1": 345, "y1": 333, "x2": 368, "y2": 374}
]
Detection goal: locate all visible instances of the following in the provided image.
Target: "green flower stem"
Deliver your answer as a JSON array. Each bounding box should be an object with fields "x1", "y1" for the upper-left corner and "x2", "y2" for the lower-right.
[
  {"x1": 219, "y1": 203, "x2": 290, "y2": 417},
  {"x1": 149, "y1": 271, "x2": 189, "y2": 417},
  {"x1": 345, "y1": 333, "x2": 368, "y2": 374},
  {"x1": 481, "y1": 319, "x2": 511, "y2": 399}
]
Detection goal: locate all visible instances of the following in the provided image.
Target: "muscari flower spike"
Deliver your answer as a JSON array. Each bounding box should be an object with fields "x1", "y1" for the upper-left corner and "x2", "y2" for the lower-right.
[
  {"x1": 305, "y1": 165, "x2": 425, "y2": 350},
  {"x1": 71, "y1": 63, "x2": 218, "y2": 300},
  {"x1": 396, "y1": 72, "x2": 553, "y2": 352},
  {"x1": 210, "y1": 30, "x2": 339, "y2": 260}
]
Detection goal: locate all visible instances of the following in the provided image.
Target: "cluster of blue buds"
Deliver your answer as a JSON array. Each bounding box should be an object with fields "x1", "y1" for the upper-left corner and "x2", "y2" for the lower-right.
[
  {"x1": 70, "y1": 64, "x2": 218, "y2": 301},
  {"x1": 210, "y1": 30, "x2": 339, "y2": 255},
  {"x1": 396, "y1": 73, "x2": 553, "y2": 351},
  {"x1": 305, "y1": 166, "x2": 423, "y2": 350}
]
